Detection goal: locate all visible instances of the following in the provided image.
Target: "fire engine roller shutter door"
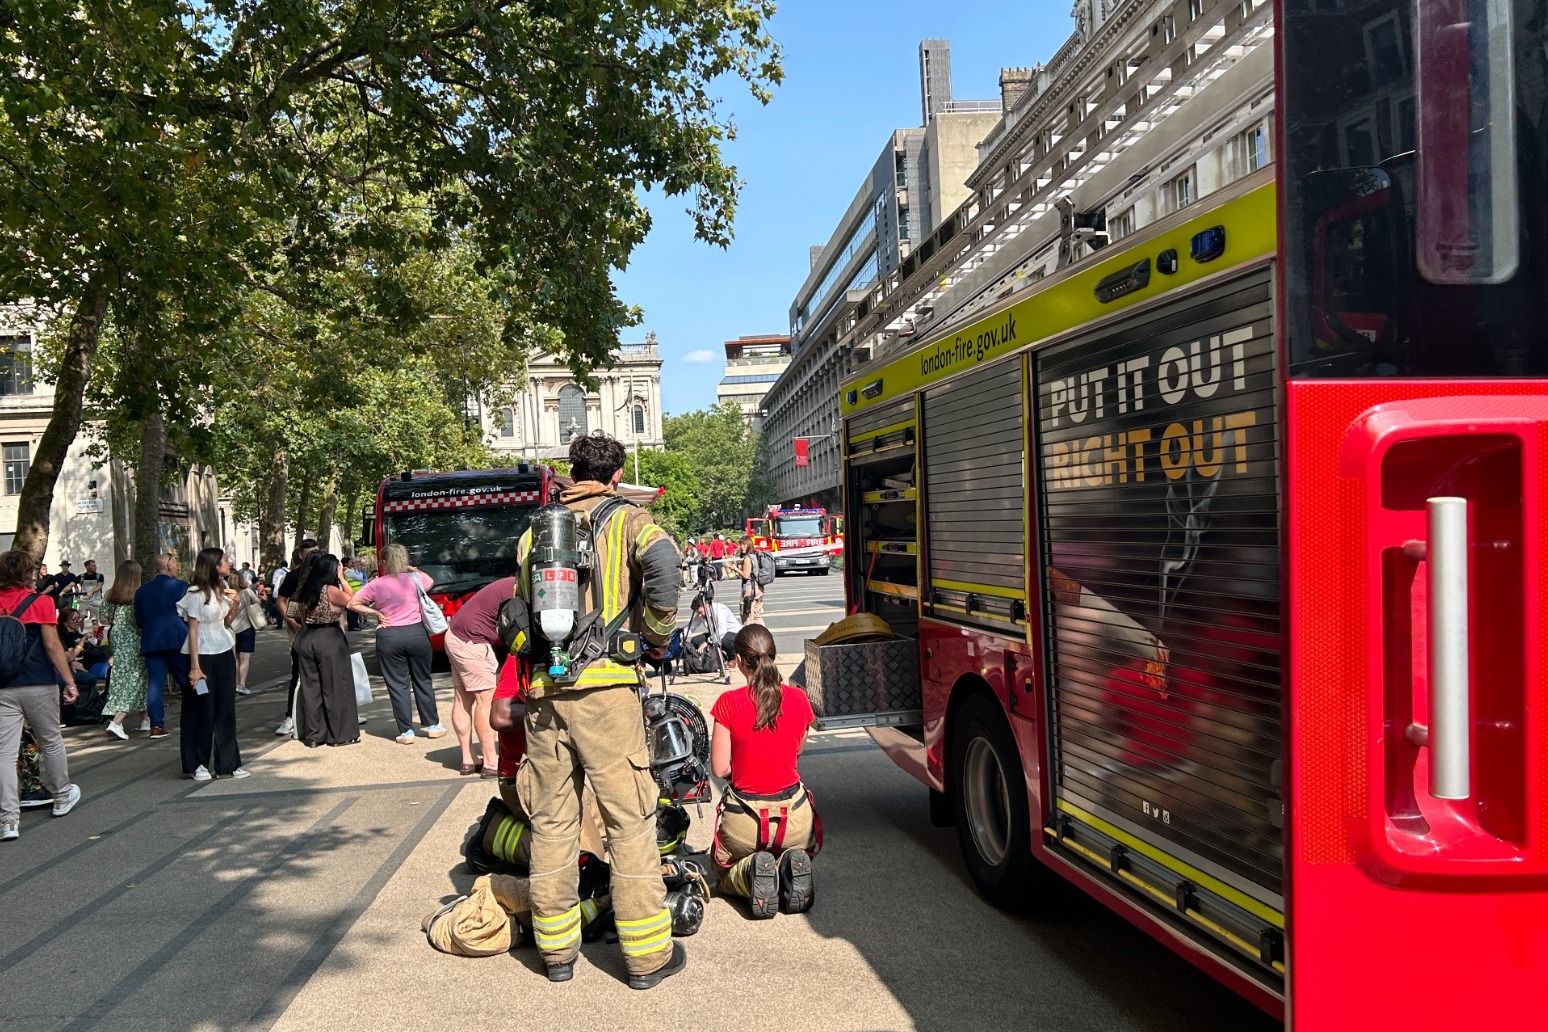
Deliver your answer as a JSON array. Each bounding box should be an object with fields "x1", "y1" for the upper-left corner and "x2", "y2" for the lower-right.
[
  {"x1": 923, "y1": 359, "x2": 1025, "y2": 595},
  {"x1": 1034, "y1": 269, "x2": 1284, "y2": 903}
]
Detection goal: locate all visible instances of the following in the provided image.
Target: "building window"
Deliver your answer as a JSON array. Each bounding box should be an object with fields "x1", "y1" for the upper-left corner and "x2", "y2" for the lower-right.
[
  {"x1": 1189, "y1": 0, "x2": 1205, "y2": 23},
  {"x1": 1230, "y1": 123, "x2": 1269, "y2": 179},
  {"x1": 4, "y1": 442, "x2": 29, "y2": 495},
  {"x1": 1161, "y1": 14, "x2": 1177, "y2": 45},
  {"x1": 1163, "y1": 166, "x2": 1196, "y2": 214},
  {"x1": 498, "y1": 407, "x2": 517, "y2": 438},
  {"x1": 0, "y1": 335, "x2": 34, "y2": 396},
  {"x1": 1112, "y1": 206, "x2": 1137, "y2": 238},
  {"x1": 558, "y1": 385, "x2": 588, "y2": 442},
  {"x1": 633, "y1": 404, "x2": 646, "y2": 436}
]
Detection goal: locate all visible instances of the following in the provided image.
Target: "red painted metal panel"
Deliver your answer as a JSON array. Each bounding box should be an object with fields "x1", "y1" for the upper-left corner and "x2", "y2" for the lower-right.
[{"x1": 1286, "y1": 381, "x2": 1548, "y2": 1028}]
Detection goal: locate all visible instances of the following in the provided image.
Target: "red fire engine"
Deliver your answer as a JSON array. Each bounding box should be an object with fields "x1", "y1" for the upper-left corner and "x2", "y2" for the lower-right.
[
  {"x1": 745, "y1": 505, "x2": 842, "y2": 576},
  {"x1": 365, "y1": 466, "x2": 661, "y2": 645},
  {"x1": 812, "y1": 3, "x2": 1548, "y2": 1027}
]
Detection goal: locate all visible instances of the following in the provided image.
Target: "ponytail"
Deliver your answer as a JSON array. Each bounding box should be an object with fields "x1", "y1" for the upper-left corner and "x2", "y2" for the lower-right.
[{"x1": 733, "y1": 624, "x2": 783, "y2": 731}]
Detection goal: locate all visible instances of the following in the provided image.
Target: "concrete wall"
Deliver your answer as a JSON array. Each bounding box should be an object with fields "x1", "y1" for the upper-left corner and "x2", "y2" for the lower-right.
[{"x1": 922, "y1": 111, "x2": 1003, "y2": 233}]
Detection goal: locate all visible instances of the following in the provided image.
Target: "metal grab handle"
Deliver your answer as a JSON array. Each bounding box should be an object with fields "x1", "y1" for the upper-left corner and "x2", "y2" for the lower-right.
[{"x1": 1427, "y1": 497, "x2": 1471, "y2": 799}]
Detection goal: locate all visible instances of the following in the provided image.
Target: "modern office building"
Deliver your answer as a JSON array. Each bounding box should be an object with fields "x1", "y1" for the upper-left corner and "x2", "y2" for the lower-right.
[
  {"x1": 763, "y1": 40, "x2": 1001, "y2": 509},
  {"x1": 716, "y1": 335, "x2": 790, "y2": 432}
]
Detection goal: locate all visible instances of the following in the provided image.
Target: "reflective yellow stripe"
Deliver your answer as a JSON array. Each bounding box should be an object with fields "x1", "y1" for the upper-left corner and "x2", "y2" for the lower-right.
[
  {"x1": 725, "y1": 858, "x2": 752, "y2": 896},
  {"x1": 616, "y1": 909, "x2": 672, "y2": 956},
  {"x1": 1054, "y1": 799, "x2": 1284, "y2": 928},
  {"x1": 930, "y1": 578, "x2": 1024, "y2": 600},
  {"x1": 579, "y1": 899, "x2": 600, "y2": 924},
  {"x1": 532, "y1": 905, "x2": 581, "y2": 949},
  {"x1": 643, "y1": 609, "x2": 674, "y2": 636},
  {"x1": 494, "y1": 817, "x2": 525, "y2": 860},
  {"x1": 615, "y1": 909, "x2": 671, "y2": 932},
  {"x1": 635, "y1": 523, "x2": 666, "y2": 552},
  {"x1": 621, "y1": 927, "x2": 672, "y2": 956}
]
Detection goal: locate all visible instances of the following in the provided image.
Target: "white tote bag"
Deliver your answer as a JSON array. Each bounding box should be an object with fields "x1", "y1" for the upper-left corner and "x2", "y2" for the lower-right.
[
  {"x1": 415, "y1": 580, "x2": 449, "y2": 634},
  {"x1": 350, "y1": 652, "x2": 373, "y2": 706}
]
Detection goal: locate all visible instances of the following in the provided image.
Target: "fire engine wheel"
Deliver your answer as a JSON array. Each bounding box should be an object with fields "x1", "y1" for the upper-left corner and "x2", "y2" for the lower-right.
[{"x1": 950, "y1": 695, "x2": 1035, "y2": 911}]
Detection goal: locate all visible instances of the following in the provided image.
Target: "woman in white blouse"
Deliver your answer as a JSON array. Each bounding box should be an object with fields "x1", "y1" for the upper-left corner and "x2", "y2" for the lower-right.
[{"x1": 179, "y1": 547, "x2": 245, "y2": 781}]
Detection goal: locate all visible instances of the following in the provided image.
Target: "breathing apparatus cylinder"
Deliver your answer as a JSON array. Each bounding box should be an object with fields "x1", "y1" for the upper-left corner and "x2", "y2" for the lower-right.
[{"x1": 529, "y1": 503, "x2": 581, "y2": 677}]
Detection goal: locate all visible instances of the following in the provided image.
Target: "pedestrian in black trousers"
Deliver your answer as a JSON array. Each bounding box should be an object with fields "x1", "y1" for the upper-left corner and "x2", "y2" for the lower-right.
[
  {"x1": 178, "y1": 547, "x2": 247, "y2": 781},
  {"x1": 273, "y1": 541, "x2": 319, "y2": 738},
  {"x1": 347, "y1": 543, "x2": 445, "y2": 744},
  {"x1": 290, "y1": 554, "x2": 359, "y2": 747}
]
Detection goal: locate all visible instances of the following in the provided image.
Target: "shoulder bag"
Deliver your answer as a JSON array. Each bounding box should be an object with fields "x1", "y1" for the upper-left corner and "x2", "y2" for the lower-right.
[{"x1": 415, "y1": 578, "x2": 448, "y2": 635}]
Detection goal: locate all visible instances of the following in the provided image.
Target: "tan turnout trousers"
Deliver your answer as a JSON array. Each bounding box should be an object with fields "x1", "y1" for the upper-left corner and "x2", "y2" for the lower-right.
[
  {"x1": 520, "y1": 683, "x2": 670, "y2": 976},
  {"x1": 713, "y1": 784, "x2": 817, "y2": 897}
]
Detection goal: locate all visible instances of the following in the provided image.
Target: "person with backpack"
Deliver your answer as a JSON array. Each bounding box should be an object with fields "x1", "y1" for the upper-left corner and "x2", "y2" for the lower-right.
[
  {"x1": 738, "y1": 540, "x2": 771, "y2": 626},
  {"x1": 510, "y1": 433, "x2": 687, "y2": 989},
  {"x1": 0, "y1": 549, "x2": 85, "y2": 841}
]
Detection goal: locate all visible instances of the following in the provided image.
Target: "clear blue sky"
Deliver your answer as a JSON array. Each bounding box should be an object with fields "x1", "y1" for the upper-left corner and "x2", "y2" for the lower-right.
[{"x1": 613, "y1": 4, "x2": 1076, "y2": 416}]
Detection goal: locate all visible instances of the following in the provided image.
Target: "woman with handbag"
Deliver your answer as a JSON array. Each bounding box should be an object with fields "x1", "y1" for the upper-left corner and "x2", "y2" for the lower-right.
[
  {"x1": 347, "y1": 543, "x2": 445, "y2": 744},
  {"x1": 289, "y1": 554, "x2": 359, "y2": 747},
  {"x1": 100, "y1": 560, "x2": 149, "y2": 741},
  {"x1": 226, "y1": 573, "x2": 263, "y2": 696}
]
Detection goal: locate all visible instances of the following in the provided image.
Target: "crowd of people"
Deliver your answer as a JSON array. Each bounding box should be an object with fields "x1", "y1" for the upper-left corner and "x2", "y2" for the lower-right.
[{"x1": 3, "y1": 432, "x2": 822, "y2": 995}]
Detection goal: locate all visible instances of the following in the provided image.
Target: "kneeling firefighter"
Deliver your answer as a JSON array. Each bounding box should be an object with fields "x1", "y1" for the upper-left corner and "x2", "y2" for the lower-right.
[{"x1": 503, "y1": 433, "x2": 685, "y2": 989}]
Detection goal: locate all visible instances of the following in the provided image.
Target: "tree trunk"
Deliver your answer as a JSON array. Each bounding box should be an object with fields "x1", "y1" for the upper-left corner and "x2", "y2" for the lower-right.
[
  {"x1": 12, "y1": 282, "x2": 110, "y2": 560},
  {"x1": 133, "y1": 410, "x2": 166, "y2": 577},
  {"x1": 315, "y1": 476, "x2": 339, "y2": 554},
  {"x1": 259, "y1": 452, "x2": 288, "y2": 570},
  {"x1": 340, "y1": 492, "x2": 358, "y2": 559},
  {"x1": 292, "y1": 474, "x2": 313, "y2": 543}
]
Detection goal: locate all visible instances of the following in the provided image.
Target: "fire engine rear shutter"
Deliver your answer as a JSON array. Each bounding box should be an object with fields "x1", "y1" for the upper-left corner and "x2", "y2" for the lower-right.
[
  {"x1": 1033, "y1": 268, "x2": 1284, "y2": 902},
  {"x1": 923, "y1": 357, "x2": 1025, "y2": 605}
]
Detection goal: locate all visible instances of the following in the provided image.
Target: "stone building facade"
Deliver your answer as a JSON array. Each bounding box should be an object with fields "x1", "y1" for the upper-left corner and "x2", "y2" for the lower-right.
[{"x1": 481, "y1": 337, "x2": 665, "y2": 460}]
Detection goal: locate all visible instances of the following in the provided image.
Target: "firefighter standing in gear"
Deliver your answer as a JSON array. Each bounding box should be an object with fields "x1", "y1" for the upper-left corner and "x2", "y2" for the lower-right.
[{"x1": 513, "y1": 434, "x2": 686, "y2": 989}]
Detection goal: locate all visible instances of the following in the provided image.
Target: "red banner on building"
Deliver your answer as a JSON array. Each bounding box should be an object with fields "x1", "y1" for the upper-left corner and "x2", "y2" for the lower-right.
[{"x1": 793, "y1": 438, "x2": 810, "y2": 467}]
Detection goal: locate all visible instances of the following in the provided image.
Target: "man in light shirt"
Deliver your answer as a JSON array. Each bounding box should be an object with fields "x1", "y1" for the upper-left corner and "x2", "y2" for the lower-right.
[{"x1": 682, "y1": 592, "x2": 740, "y2": 672}]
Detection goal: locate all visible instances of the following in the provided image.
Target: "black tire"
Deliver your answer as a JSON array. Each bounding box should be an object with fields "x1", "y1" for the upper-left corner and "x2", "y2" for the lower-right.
[
  {"x1": 949, "y1": 694, "x2": 1038, "y2": 910},
  {"x1": 817, "y1": 568, "x2": 830, "y2": 576}
]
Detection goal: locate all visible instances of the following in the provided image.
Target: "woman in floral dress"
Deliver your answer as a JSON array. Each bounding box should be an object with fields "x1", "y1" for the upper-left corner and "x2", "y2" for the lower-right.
[{"x1": 101, "y1": 560, "x2": 149, "y2": 741}]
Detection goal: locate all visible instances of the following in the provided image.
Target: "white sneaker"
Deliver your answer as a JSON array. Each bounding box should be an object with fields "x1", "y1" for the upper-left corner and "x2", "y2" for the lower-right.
[
  {"x1": 394, "y1": 729, "x2": 416, "y2": 744},
  {"x1": 227, "y1": 768, "x2": 251, "y2": 780},
  {"x1": 189, "y1": 766, "x2": 212, "y2": 782},
  {"x1": 105, "y1": 721, "x2": 128, "y2": 741},
  {"x1": 274, "y1": 717, "x2": 294, "y2": 737},
  {"x1": 2, "y1": 820, "x2": 18, "y2": 841},
  {"x1": 138, "y1": 719, "x2": 151, "y2": 732},
  {"x1": 51, "y1": 783, "x2": 81, "y2": 817},
  {"x1": 358, "y1": 716, "x2": 368, "y2": 725},
  {"x1": 234, "y1": 684, "x2": 252, "y2": 696}
]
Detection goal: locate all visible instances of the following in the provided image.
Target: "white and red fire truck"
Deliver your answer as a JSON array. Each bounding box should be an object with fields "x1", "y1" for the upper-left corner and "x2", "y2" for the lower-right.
[{"x1": 744, "y1": 505, "x2": 842, "y2": 576}]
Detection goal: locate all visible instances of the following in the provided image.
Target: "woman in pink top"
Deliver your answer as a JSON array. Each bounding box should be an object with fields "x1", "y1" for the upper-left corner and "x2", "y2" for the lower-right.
[{"x1": 347, "y1": 543, "x2": 444, "y2": 744}]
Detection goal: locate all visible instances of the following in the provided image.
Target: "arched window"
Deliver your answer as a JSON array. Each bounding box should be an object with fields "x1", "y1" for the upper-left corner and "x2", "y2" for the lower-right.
[
  {"x1": 498, "y1": 407, "x2": 517, "y2": 438},
  {"x1": 633, "y1": 403, "x2": 646, "y2": 436},
  {"x1": 558, "y1": 385, "x2": 588, "y2": 441}
]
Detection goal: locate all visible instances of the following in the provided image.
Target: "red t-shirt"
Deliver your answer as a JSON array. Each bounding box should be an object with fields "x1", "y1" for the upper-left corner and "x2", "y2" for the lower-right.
[
  {"x1": 493, "y1": 654, "x2": 528, "y2": 777},
  {"x1": 0, "y1": 586, "x2": 57, "y2": 626},
  {"x1": 0, "y1": 586, "x2": 58, "y2": 688},
  {"x1": 711, "y1": 685, "x2": 814, "y2": 796},
  {"x1": 708, "y1": 539, "x2": 728, "y2": 559}
]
